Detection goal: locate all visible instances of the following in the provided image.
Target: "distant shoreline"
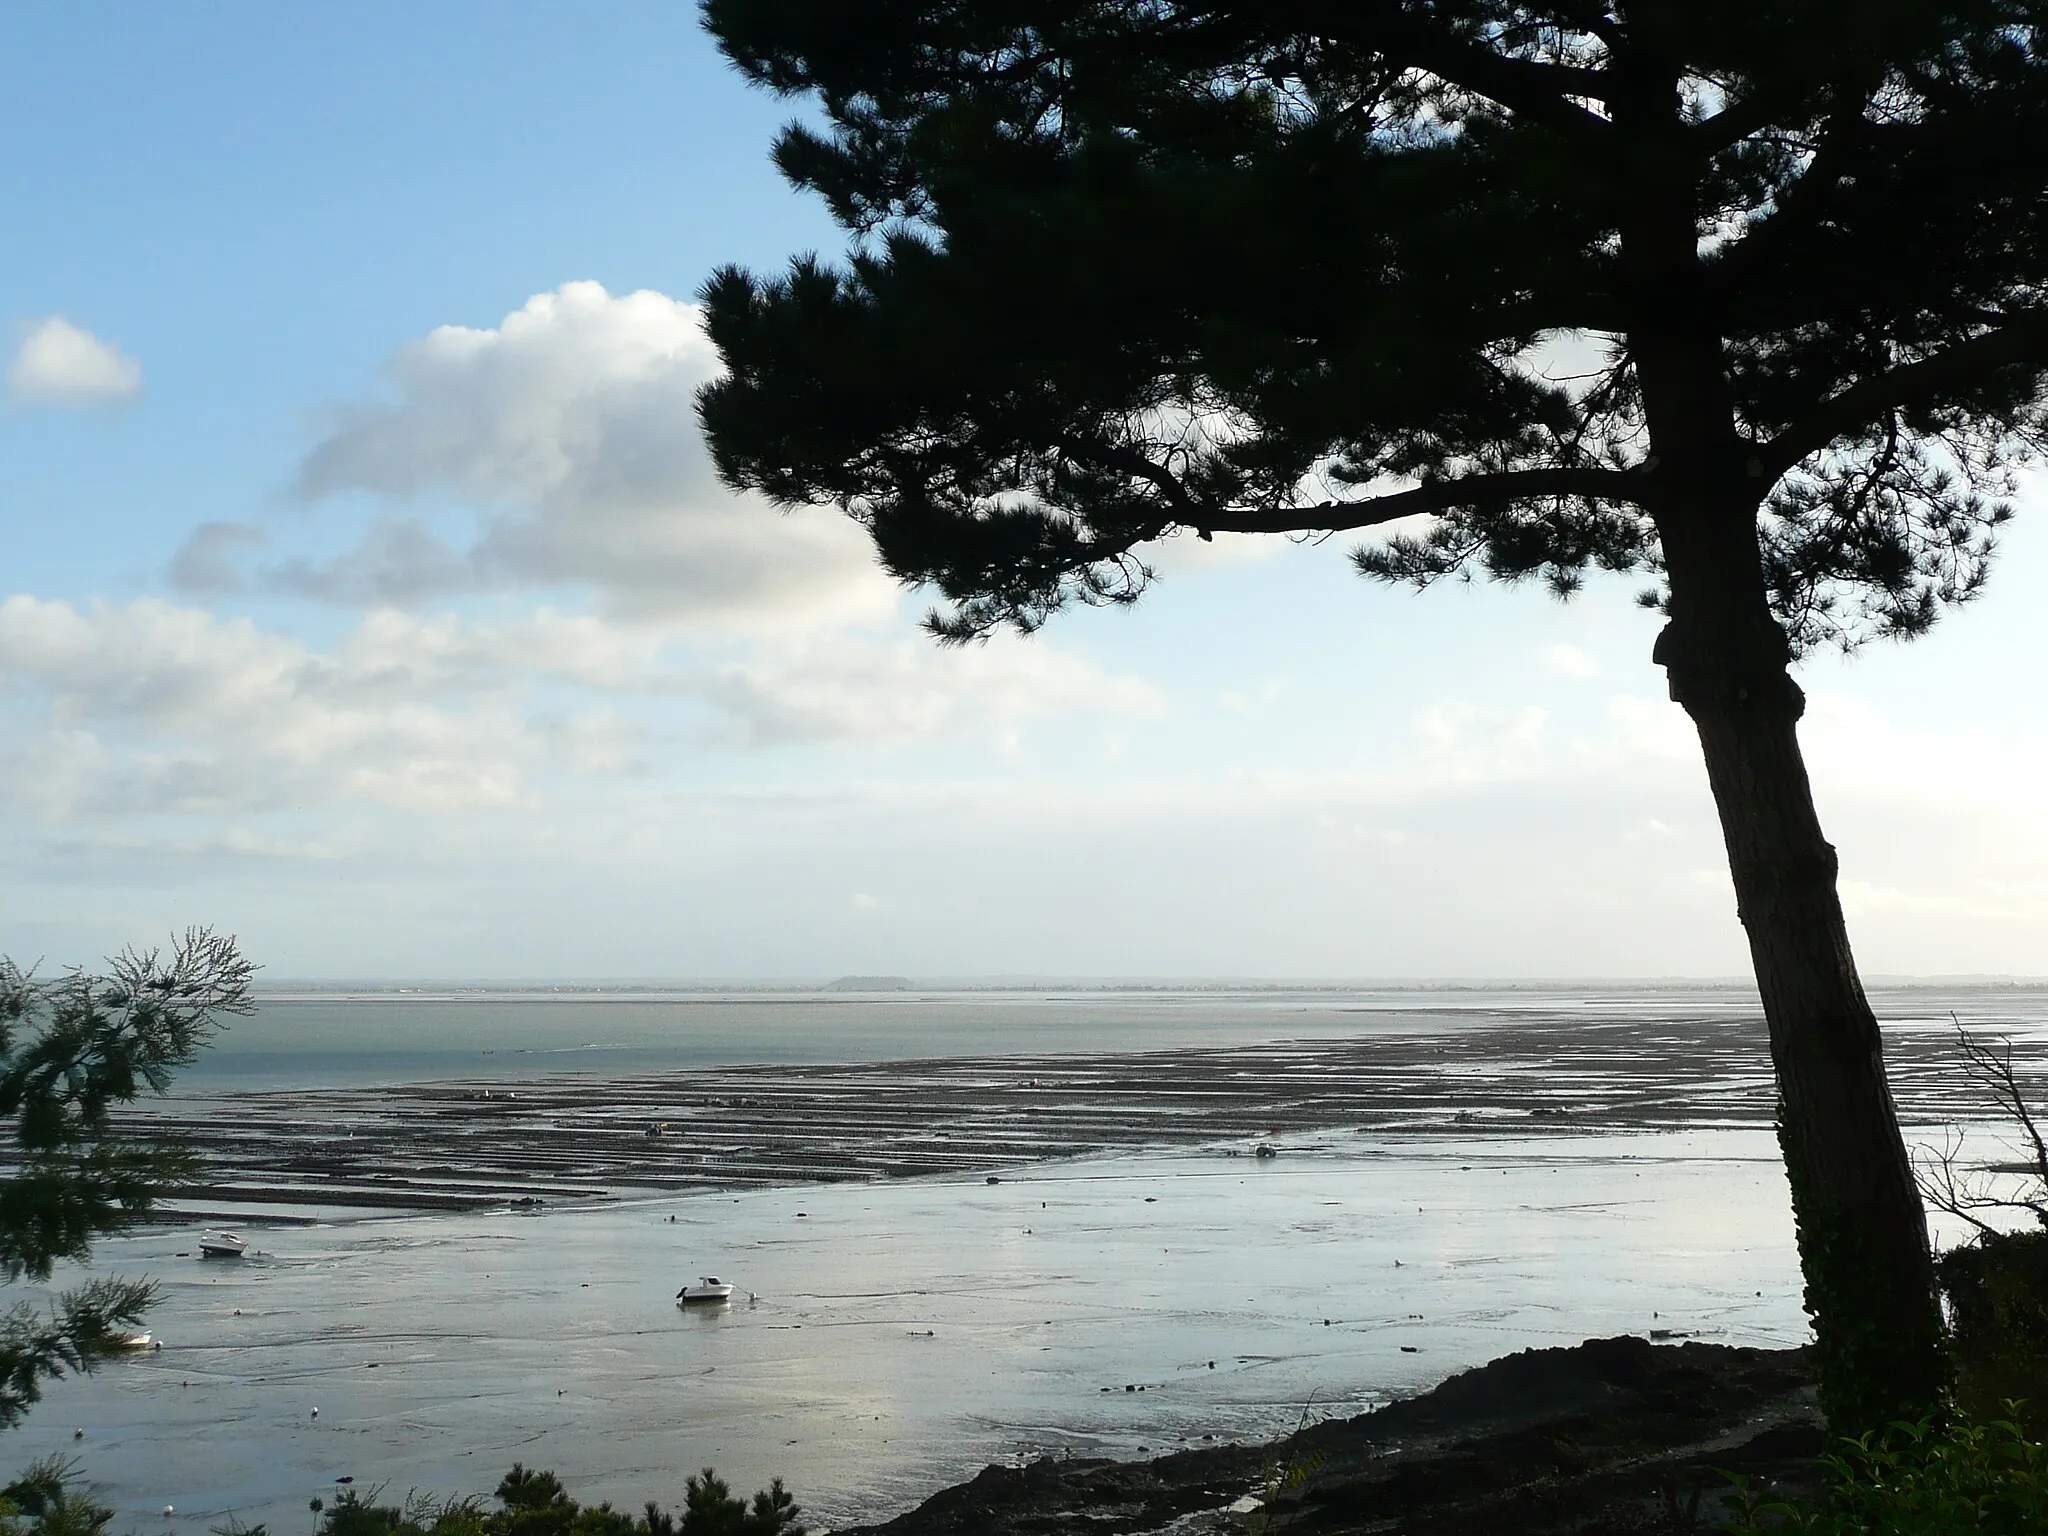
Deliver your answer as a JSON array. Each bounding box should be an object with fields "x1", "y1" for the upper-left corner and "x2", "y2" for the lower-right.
[{"x1": 244, "y1": 976, "x2": 2048, "y2": 1002}]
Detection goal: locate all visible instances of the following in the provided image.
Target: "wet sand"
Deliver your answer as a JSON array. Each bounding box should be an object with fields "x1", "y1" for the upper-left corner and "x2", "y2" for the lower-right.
[
  {"x1": 125, "y1": 1010, "x2": 2017, "y2": 1220},
  {"x1": 13, "y1": 1127, "x2": 1813, "y2": 1533}
]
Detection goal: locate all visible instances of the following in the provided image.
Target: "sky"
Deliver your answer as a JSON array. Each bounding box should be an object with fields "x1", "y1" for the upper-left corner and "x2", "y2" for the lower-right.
[{"x1": 3, "y1": 5, "x2": 2046, "y2": 981}]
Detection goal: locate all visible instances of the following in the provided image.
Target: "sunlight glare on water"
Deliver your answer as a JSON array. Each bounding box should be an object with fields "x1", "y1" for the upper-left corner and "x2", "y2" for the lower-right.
[{"x1": 16, "y1": 1128, "x2": 1807, "y2": 1533}]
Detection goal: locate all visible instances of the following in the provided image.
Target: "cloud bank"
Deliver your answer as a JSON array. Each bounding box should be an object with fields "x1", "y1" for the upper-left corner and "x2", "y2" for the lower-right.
[
  {"x1": 0, "y1": 596, "x2": 553, "y2": 816},
  {"x1": 0, "y1": 596, "x2": 1159, "y2": 819}
]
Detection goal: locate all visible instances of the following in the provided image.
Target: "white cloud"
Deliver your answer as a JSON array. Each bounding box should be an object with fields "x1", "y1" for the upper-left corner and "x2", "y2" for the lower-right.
[
  {"x1": 192, "y1": 281, "x2": 888, "y2": 626},
  {"x1": 1142, "y1": 528, "x2": 1287, "y2": 578},
  {"x1": 690, "y1": 633, "x2": 1164, "y2": 746},
  {"x1": 1410, "y1": 701, "x2": 1549, "y2": 784},
  {"x1": 0, "y1": 596, "x2": 556, "y2": 816},
  {"x1": 1798, "y1": 688, "x2": 2028, "y2": 797},
  {"x1": 1544, "y1": 642, "x2": 1599, "y2": 677},
  {"x1": 1571, "y1": 692, "x2": 1700, "y2": 769},
  {"x1": 8, "y1": 317, "x2": 142, "y2": 405},
  {"x1": 0, "y1": 596, "x2": 1160, "y2": 819}
]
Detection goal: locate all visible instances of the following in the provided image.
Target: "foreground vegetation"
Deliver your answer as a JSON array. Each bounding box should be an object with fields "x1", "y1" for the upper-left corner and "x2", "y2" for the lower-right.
[
  {"x1": 1737, "y1": 1032, "x2": 2048, "y2": 1535},
  {"x1": 1725, "y1": 1415, "x2": 2048, "y2": 1534},
  {"x1": 0, "y1": 1464, "x2": 803, "y2": 1536},
  {"x1": 314, "y1": 1464, "x2": 802, "y2": 1536},
  {"x1": 1, "y1": 931, "x2": 254, "y2": 1428}
]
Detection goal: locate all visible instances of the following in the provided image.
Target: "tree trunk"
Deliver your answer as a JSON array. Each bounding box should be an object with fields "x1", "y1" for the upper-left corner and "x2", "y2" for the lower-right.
[{"x1": 1655, "y1": 513, "x2": 1949, "y2": 1434}]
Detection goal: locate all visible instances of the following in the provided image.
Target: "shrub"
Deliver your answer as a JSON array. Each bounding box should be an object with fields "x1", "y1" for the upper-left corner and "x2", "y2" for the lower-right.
[
  {"x1": 0, "y1": 1456, "x2": 115, "y2": 1536},
  {"x1": 315, "y1": 1465, "x2": 801, "y2": 1536},
  {"x1": 1939, "y1": 1230, "x2": 2048, "y2": 1439},
  {"x1": 1723, "y1": 1416, "x2": 2048, "y2": 1533}
]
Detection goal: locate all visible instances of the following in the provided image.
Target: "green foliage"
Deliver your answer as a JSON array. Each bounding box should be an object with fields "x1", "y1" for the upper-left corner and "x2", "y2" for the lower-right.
[
  {"x1": 1920, "y1": 1020, "x2": 2048, "y2": 1434},
  {"x1": 1722, "y1": 1416, "x2": 2048, "y2": 1533},
  {"x1": 314, "y1": 1465, "x2": 802, "y2": 1536},
  {"x1": 0, "y1": 1456, "x2": 115, "y2": 1536},
  {"x1": 1246, "y1": 1446, "x2": 1325, "y2": 1536},
  {"x1": 1940, "y1": 1230, "x2": 2048, "y2": 1438},
  {"x1": 0, "y1": 928, "x2": 254, "y2": 1428},
  {"x1": 0, "y1": 1279, "x2": 157, "y2": 1433}
]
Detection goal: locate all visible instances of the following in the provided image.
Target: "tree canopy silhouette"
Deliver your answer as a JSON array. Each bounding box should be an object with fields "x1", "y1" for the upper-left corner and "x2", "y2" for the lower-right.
[{"x1": 695, "y1": 0, "x2": 2048, "y2": 1431}]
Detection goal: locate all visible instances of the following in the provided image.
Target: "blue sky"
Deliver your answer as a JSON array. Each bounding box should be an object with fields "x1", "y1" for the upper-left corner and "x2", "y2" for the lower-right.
[{"x1": 4, "y1": 5, "x2": 2046, "y2": 980}]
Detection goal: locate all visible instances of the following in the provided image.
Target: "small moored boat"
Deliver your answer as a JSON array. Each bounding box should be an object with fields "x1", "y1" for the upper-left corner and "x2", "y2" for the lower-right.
[
  {"x1": 676, "y1": 1276, "x2": 735, "y2": 1304},
  {"x1": 197, "y1": 1232, "x2": 248, "y2": 1258},
  {"x1": 114, "y1": 1331, "x2": 155, "y2": 1350}
]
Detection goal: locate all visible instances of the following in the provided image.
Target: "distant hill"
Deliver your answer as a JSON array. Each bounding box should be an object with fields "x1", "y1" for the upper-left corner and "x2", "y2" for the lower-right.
[{"x1": 820, "y1": 975, "x2": 915, "y2": 992}]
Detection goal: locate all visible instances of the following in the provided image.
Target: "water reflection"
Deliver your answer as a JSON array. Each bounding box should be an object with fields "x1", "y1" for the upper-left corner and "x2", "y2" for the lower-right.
[{"x1": 15, "y1": 1128, "x2": 1810, "y2": 1533}]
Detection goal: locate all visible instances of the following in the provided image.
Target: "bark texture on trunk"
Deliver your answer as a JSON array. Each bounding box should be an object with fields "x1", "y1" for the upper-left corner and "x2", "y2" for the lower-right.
[
  {"x1": 1610, "y1": 68, "x2": 1946, "y2": 1428},
  {"x1": 1655, "y1": 520, "x2": 1949, "y2": 1433}
]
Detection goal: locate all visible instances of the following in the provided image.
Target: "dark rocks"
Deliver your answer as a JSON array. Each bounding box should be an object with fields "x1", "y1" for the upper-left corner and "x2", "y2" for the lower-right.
[{"x1": 836, "y1": 1338, "x2": 1821, "y2": 1536}]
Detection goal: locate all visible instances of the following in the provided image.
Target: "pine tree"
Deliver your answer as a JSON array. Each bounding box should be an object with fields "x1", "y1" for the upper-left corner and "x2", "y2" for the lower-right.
[
  {"x1": 695, "y1": 0, "x2": 2048, "y2": 1432},
  {"x1": 0, "y1": 929, "x2": 254, "y2": 1427}
]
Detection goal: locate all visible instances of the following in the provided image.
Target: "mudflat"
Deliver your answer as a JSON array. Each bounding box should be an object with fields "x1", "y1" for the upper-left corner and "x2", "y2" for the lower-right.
[{"x1": 127, "y1": 1010, "x2": 2005, "y2": 1219}]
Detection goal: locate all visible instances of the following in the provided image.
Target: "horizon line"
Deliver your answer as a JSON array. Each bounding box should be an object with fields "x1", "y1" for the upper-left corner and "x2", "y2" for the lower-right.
[{"x1": 243, "y1": 972, "x2": 2048, "y2": 991}]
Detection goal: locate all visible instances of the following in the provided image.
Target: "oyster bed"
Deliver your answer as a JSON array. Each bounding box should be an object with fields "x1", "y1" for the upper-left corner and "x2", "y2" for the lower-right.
[{"x1": 123, "y1": 1010, "x2": 2009, "y2": 1218}]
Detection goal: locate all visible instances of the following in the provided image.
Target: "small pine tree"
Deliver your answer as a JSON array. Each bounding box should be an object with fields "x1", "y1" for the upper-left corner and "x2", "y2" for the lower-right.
[{"x1": 0, "y1": 929, "x2": 254, "y2": 1428}]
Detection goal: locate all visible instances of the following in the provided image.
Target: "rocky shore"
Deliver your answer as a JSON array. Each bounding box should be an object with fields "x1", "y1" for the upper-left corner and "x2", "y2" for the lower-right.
[{"x1": 840, "y1": 1336, "x2": 1823, "y2": 1536}]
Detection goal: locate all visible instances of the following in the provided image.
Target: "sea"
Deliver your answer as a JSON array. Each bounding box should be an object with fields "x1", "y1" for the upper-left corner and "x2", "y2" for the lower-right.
[
  {"x1": 8, "y1": 982, "x2": 2047, "y2": 1532},
  {"x1": 162, "y1": 979, "x2": 2048, "y2": 1093}
]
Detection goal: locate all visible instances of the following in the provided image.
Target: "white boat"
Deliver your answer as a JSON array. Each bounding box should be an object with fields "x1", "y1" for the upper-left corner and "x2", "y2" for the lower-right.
[
  {"x1": 676, "y1": 1276, "x2": 735, "y2": 1304},
  {"x1": 197, "y1": 1231, "x2": 248, "y2": 1258},
  {"x1": 113, "y1": 1331, "x2": 154, "y2": 1350}
]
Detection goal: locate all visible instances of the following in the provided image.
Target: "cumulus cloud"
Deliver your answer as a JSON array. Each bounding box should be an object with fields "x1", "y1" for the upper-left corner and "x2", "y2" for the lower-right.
[
  {"x1": 191, "y1": 281, "x2": 887, "y2": 625},
  {"x1": 8, "y1": 317, "x2": 142, "y2": 405},
  {"x1": 150, "y1": 282, "x2": 1165, "y2": 783}
]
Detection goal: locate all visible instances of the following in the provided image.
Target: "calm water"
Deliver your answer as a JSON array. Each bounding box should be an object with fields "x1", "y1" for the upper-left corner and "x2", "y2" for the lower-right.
[
  {"x1": 19, "y1": 1128, "x2": 1814, "y2": 1533},
  {"x1": 175, "y1": 981, "x2": 2048, "y2": 1091},
  {"x1": 12, "y1": 983, "x2": 2048, "y2": 1530}
]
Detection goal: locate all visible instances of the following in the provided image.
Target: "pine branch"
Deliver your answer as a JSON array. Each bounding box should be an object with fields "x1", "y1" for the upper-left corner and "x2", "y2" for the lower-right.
[
  {"x1": 1760, "y1": 312, "x2": 2048, "y2": 481},
  {"x1": 2, "y1": 927, "x2": 252, "y2": 1430},
  {"x1": 1186, "y1": 466, "x2": 1651, "y2": 536},
  {"x1": 1287, "y1": 3, "x2": 1618, "y2": 138},
  {"x1": 0, "y1": 1278, "x2": 156, "y2": 1429},
  {"x1": 1064, "y1": 434, "x2": 1647, "y2": 537}
]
